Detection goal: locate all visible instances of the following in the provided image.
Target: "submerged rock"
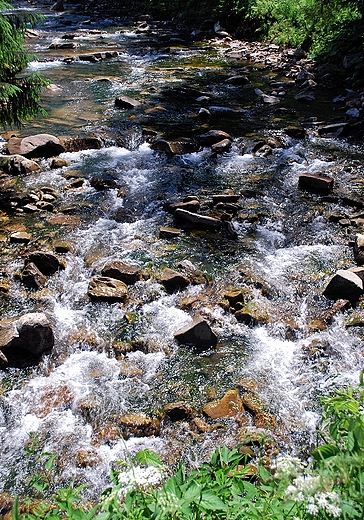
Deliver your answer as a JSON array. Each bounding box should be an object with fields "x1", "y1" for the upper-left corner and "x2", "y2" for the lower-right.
[
  {"x1": 88, "y1": 277, "x2": 128, "y2": 302},
  {"x1": 117, "y1": 413, "x2": 160, "y2": 439},
  {"x1": 21, "y1": 262, "x2": 47, "y2": 289},
  {"x1": 0, "y1": 312, "x2": 54, "y2": 366},
  {"x1": 174, "y1": 315, "x2": 217, "y2": 348},
  {"x1": 115, "y1": 95, "x2": 143, "y2": 109},
  {"x1": 174, "y1": 208, "x2": 222, "y2": 229},
  {"x1": 198, "y1": 130, "x2": 233, "y2": 146}
]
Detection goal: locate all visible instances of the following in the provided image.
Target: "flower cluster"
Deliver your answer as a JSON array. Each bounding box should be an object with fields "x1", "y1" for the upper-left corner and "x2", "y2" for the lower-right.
[
  {"x1": 118, "y1": 465, "x2": 163, "y2": 497},
  {"x1": 272, "y1": 454, "x2": 307, "y2": 480},
  {"x1": 285, "y1": 475, "x2": 342, "y2": 517}
]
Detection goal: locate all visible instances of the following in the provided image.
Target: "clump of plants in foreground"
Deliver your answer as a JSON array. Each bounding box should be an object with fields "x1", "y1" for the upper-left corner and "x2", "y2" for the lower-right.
[{"x1": 12, "y1": 372, "x2": 364, "y2": 519}]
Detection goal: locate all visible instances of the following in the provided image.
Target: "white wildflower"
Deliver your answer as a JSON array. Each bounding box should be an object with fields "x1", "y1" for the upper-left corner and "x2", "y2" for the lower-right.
[
  {"x1": 273, "y1": 455, "x2": 306, "y2": 479},
  {"x1": 294, "y1": 475, "x2": 321, "y2": 495},
  {"x1": 306, "y1": 503, "x2": 319, "y2": 515},
  {"x1": 326, "y1": 503, "x2": 342, "y2": 517},
  {"x1": 315, "y1": 492, "x2": 329, "y2": 509},
  {"x1": 117, "y1": 465, "x2": 163, "y2": 497}
]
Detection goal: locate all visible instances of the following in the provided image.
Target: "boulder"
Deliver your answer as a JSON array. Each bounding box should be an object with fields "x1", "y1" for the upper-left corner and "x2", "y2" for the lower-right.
[
  {"x1": 211, "y1": 139, "x2": 232, "y2": 153},
  {"x1": 298, "y1": 173, "x2": 333, "y2": 195},
  {"x1": 117, "y1": 413, "x2": 160, "y2": 439},
  {"x1": 174, "y1": 209, "x2": 222, "y2": 229},
  {"x1": 10, "y1": 232, "x2": 31, "y2": 244},
  {"x1": 51, "y1": 158, "x2": 68, "y2": 169},
  {"x1": 115, "y1": 95, "x2": 143, "y2": 109},
  {"x1": 174, "y1": 315, "x2": 217, "y2": 348},
  {"x1": 21, "y1": 262, "x2": 47, "y2": 289},
  {"x1": 198, "y1": 130, "x2": 233, "y2": 146},
  {"x1": 254, "y1": 411, "x2": 277, "y2": 430},
  {"x1": 284, "y1": 126, "x2": 305, "y2": 138},
  {"x1": 101, "y1": 261, "x2": 141, "y2": 285},
  {"x1": 60, "y1": 136, "x2": 102, "y2": 152},
  {"x1": 318, "y1": 123, "x2": 348, "y2": 137},
  {"x1": 88, "y1": 277, "x2": 128, "y2": 302},
  {"x1": 0, "y1": 155, "x2": 40, "y2": 175},
  {"x1": 25, "y1": 251, "x2": 65, "y2": 275},
  {"x1": 7, "y1": 134, "x2": 65, "y2": 159},
  {"x1": 323, "y1": 269, "x2": 363, "y2": 304},
  {"x1": 225, "y1": 75, "x2": 249, "y2": 85},
  {"x1": 164, "y1": 401, "x2": 194, "y2": 422},
  {"x1": 261, "y1": 94, "x2": 280, "y2": 105},
  {"x1": 353, "y1": 235, "x2": 364, "y2": 265},
  {"x1": 0, "y1": 312, "x2": 54, "y2": 363},
  {"x1": 166, "y1": 200, "x2": 200, "y2": 214},
  {"x1": 295, "y1": 89, "x2": 315, "y2": 102},
  {"x1": 151, "y1": 138, "x2": 199, "y2": 155},
  {"x1": 160, "y1": 268, "x2": 190, "y2": 293},
  {"x1": 90, "y1": 177, "x2": 118, "y2": 191},
  {"x1": 203, "y1": 389, "x2": 243, "y2": 419}
]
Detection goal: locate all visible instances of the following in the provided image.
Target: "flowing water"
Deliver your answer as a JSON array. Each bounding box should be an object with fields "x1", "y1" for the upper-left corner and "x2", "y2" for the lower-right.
[{"x1": 1, "y1": 3, "x2": 364, "y2": 500}]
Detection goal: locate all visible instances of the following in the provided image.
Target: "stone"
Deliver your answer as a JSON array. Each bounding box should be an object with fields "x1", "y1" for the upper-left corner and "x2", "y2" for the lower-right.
[
  {"x1": 7, "y1": 134, "x2": 65, "y2": 159},
  {"x1": 262, "y1": 94, "x2": 280, "y2": 105},
  {"x1": 284, "y1": 126, "x2": 305, "y2": 138},
  {"x1": 234, "y1": 303, "x2": 268, "y2": 326},
  {"x1": 202, "y1": 389, "x2": 243, "y2": 419},
  {"x1": 88, "y1": 277, "x2": 128, "y2": 302},
  {"x1": 65, "y1": 178, "x2": 84, "y2": 190},
  {"x1": 353, "y1": 235, "x2": 364, "y2": 265},
  {"x1": 174, "y1": 315, "x2": 217, "y2": 348},
  {"x1": 0, "y1": 312, "x2": 54, "y2": 362},
  {"x1": 21, "y1": 262, "x2": 47, "y2": 289},
  {"x1": 90, "y1": 177, "x2": 118, "y2": 191},
  {"x1": 0, "y1": 155, "x2": 40, "y2": 175},
  {"x1": 164, "y1": 401, "x2": 194, "y2": 422},
  {"x1": 191, "y1": 417, "x2": 210, "y2": 433},
  {"x1": 212, "y1": 194, "x2": 240, "y2": 204},
  {"x1": 323, "y1": 269, "x2": 363, "y2": 304},
  {"x1": 25, "y1": 251, "x2": 65, "y2": 275},
  {"x1": 254, "y1": 411, "x2": 277, "y2": 430},
  {"x1": 117, "y1": 413, "x2": 160, "y2": 439},
  {"x1": 101, "y1": 261, "x2": 141, "y2": 285},
  {"x1": 50, "y1": 158, "x2": 68, "y2": 168},
  {"x1": 224, "y1": 290, "x2": 245, "y2": 306},
  {"x1": 60, "y1": 136, "x2": 102, "y2": 152},
  {"x1": 241, "y1": 393, "x2": 265, "y2": 415},
  {"x1": 318, "y1": 123, "x2": 348, "y2": 137},
  {"x1": 10, "y1": 232, "x2": 31, "y2": 244},
  {"x1": 211, "y1": 139, "x2": 232, "y2": 153},
  {"x1": 160, "y1": 268, "x2": 190, "y2": 293},
  {"x1": 225, "y1": 75, "x2": 249, "y2": 85},
  {"x1": 255, "y1": 145, "x2": 272, "y2": 157},
  {"x1": 115, "y1": 95, "x2": 143, "y2": 109},
  {"x1": 198, "y1": 130, "x2": 233, "y2": 146},
  {"x1": 174, "y1": 209, "x2": 222, "y2": 229},
  {"x1": 295, "y1": 89, "x2": 315, "y2": 102},
  {"x1": 298, "y1": 173, "x2": 333, "y2": 195},
  {"x1": 159, "y1": 227, "x2": 181, "y2": 239},
  {"x1": 151, "y1": 138, "x2": 199, "y2": 155},
  {"x1": 166, "y1": 201, "x2": 200, "y2": 214}
]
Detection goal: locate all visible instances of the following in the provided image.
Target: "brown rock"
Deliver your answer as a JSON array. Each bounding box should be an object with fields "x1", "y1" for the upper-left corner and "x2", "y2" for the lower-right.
[
  {"x1": 21, "y1": 262, "x2": 47, "y2": 289},
  {"x1": 174, "y1": 209, "x2": 222, "y2": 229},
  {"x1": 202, "y1": 389, "x2": 243, "y2": 419},
  {"x1": 88, "y1": 276, "x2": 128, "y2": 302},
  {"x1": 10, "y1": 232, "x2": 31, "y2": 244},
  {"x1": 254, "y1": 411, "x2": 277, "y2": 430},
  {"x1": 353, "y1": 235, "x2": 364, "y2": 265},
  {"x1": 159, "y1": 227, "x2": 181, "y2": 239},
  {"x1": 60, "y1": 136, "x2": 102, "y2": 152},
  {"x1": 25, "y1": 251, "x2": 65, "y2": 275},
  {"x1": 151, "y1": 138, "x2": 200, "y2": 155},
  {"x1": 101, "y1": 261, "x2": 140, "y2": 285},
  {"x1": 174, "y1": 315, "x2": 217, "y2": 348},
  {"x1": 51, "y1": 158, "x2": 68, "y2": 168},
  {"x1": 198, "y1": 130, "x2": 233, "y2": 146},
  {"x1": 191, "y1": 417, "x2": 210, "y2": 433},
  {"x1": 7, "y1": 134, "x2": 65, "y2": 159},
  {"x1": 224, "y1": 290, "x2": 244, "y2": 306},
  {"x1": 211, "y1": 139, "x2": 232, "y2": 153},
  {"x1": 117, "y1": 413, "x2": 160, "y2": 439},
  {"x1": 323, "y1": 269, "x2": 363, "y2": 304},
  {"x1": 164, "y1": 401, "x2": 194, "y2": 422},
  {"x1": 160, "y1": 268, "x2": 190, "y2": 293},
  {"x1": 115, "y1": 95, "x2": 143, "y2": 109},
  {"x1": 298, "y1": 173, "x2": 333, "y2": 195},
  {"x1": 167, "y1": 200, "x2": 200, "y2": 214}
]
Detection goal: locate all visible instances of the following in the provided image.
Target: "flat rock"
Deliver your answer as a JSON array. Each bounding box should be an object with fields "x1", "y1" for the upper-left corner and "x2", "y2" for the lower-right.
[
  {"x1": 164, "y1": 401, "x2": 194, "y2": 422},
  {"x1": 10, "y1": 232, "x2": 31, "y2": 244},
  {"x1": 25, "y1": 251, "x2": 65, "y2": 275},
  {"x1": 151, "y1": 138, "x2": 200, "y2": 155},
  {"x1": 212, "y1": 194, "x2": 240, "y2": 204},
  {"x1": 88, "y1": 276, "x2": 128, "y2": 302},
  {"x1": 167, "y1": 200, "x2": 200, "y2": 214},
  {"x1": 160, "y1": 268, "x2": 190, "y2": 293},
  {"x1": 174, "y1": 315, "x2": 217, "y2": 348},
  {"x1": 323, "y1": 269, "x2": 363, "y2": 304},
  {"x1": 262, "y1": 94, "x2": 280, "y2": 105},
  {"x1": 0, "y1": 312, "x2": 54, "y2": 364},
  {"x1": 174, "y1": 208, "x2": 222, "y2": 229},
  {"x1": 298, "y1": 173, "x2": 333, "y2": 195},
  {"x1": 115, "y1": 95, "x2": 143, "y2": 109},
  {"x1": 284, "y1": 126, "x2": 305, "y2": 138},
  {"x1": 295, "y1": 89, "x2": 315, "y2": 102},
  {"x1": 101, "y1": 261, "x2": 140, "y2": 285},
  {"x1": 7, "y1": 134, "x2": 65, "y2": 159},
  {"x1": 60, "y1": 136, "x2": 102, "y2": 152},
  {"x1": 203, "y1": 389, "x2": 243, "y2": 419},
  {"x1": 225, "y1": 75, "x2": 249, "y2": 85},
  {"x1": 159, "y1": 227, "x2": 181, "y2": 239},
  {"x1": 318, "y1": 123, "x2": 348, "y2": 137},
  {"x1": 0, "y1": 155, "x2": 40, "y2": 175}
]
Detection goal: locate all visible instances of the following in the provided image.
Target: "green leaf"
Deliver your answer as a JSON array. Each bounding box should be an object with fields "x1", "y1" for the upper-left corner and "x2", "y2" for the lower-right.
[
  {"x1": 133, "y1": 449, "x2": 163, "y2": 468},
  {"x1": 312, "y1": 444, "x2": 338, "y2": 461},
  {"x1": 199, "y1": 491, "x2": 227, "y2": 511},
  {"x1": 347, "y1": 430, "x2": 355, "y2": 451},
  {"x1": 12, "y1": 496, "x2": 19, "y2": 520},
  {"x1": 93, "y1": 513, "x2": 110, "y2": 520},
  {"x1": 258, "y1": 465, "x2": 271, "y2": 481},
  {"x1": 45, "y1": 454, "x2": 57, "y2": 471},
  {"x1": 183, "y1": 482, "x2": 201, "y2": 502}
]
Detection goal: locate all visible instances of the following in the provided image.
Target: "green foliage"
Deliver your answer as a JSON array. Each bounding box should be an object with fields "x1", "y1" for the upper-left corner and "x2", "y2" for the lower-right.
[{"x1": 0, "y1": 0, "x2": 48, "y2": 127}]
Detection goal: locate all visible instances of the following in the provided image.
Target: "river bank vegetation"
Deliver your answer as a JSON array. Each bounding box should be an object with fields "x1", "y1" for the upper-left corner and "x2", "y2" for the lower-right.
[{"x1": 11, "y1": 373, "x2": 364, "y2": 519}]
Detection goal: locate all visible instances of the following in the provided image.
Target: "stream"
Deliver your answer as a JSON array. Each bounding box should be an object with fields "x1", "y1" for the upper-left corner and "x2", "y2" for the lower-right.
[{"x1": 1, "y1": 1, "x2": 364, "y2": 500}]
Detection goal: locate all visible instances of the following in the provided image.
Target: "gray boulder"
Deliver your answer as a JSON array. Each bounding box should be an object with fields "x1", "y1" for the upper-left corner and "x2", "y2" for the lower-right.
[
  {"x1": 174, "y1": 315, "x2": 217, "y2": 348},
  {"x1": 323, "y1": 269, "x2": 363, "y2": 304},
  {"x1": 7, "y1": 134, "x2": 65, "y2": 159},
  {"x1": 0, "y1": 154, "x2": 40, "y2": 175},
  {"x1": 115, "y1": 95, "x2": 143, "y2": 109},
  {"x1": 0, "y1": 312, "x2": 54, "y2": 365},
  {"x1": 21, "y1": 262, "x2": 47, "y2": 289}
]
